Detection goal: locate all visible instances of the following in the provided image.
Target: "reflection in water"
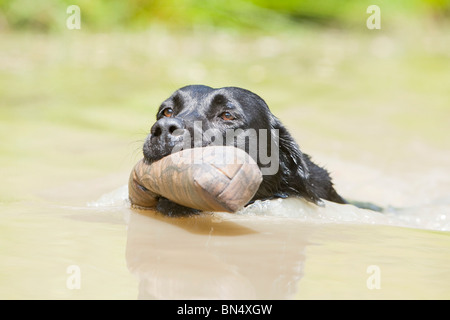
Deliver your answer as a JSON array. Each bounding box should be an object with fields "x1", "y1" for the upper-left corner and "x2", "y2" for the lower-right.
[
  {"x1": 126, "y1": 209, "x2": 310, "y2": 299},
  {"x1": 120, "y1": 184, "x2": 450, "y2": 299}
]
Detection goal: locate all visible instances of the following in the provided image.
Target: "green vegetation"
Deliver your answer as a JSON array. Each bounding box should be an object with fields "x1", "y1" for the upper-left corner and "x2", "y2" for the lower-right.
[{"x1": 0, "y1": 0, "x2": 449, "y2": 32}]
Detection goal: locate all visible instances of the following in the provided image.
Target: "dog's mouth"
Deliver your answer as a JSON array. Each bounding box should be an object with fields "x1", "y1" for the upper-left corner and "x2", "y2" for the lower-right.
[
  {"x1": 143, "y1": 133, "x2": 211, "y2": 164},
  {"x1": 142, "y1": 137, "x2": 176, "y2": 164}
]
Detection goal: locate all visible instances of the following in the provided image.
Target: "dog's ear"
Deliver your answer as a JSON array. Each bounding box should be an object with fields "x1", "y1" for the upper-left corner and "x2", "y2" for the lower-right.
[{"x1": 272, "y1": 118, "x2": 324, "y2": 206}]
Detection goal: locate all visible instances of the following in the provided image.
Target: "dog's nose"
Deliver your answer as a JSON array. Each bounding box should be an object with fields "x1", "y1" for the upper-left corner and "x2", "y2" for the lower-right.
[{"x1": 151, "y1": 117, "x2": 185, "y2": 138}]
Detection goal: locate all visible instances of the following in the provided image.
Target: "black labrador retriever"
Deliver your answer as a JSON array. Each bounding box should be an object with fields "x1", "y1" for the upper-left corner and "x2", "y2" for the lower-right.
[{"x1": 143, "y1": 85, "x2": 347, "y2": 216}]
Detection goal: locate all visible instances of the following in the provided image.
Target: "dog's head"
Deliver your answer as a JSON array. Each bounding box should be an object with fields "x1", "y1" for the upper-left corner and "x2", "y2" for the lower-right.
[
  {"x1": 143, "y1": 85, "x2": 323, "y2": 205},
  {"x1": 143, "y1": 85, "x2": 274, "y2": 163}
]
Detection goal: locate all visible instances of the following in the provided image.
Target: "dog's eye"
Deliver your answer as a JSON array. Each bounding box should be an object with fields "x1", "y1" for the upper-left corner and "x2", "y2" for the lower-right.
[
  {"x1": 163, "y1": 108, "x2": 174, "y2": 117},
  {"x1": 220, "y1": 111, "x2": 235, "y2": 121}
]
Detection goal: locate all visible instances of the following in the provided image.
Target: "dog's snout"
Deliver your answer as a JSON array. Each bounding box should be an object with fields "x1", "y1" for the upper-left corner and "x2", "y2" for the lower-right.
[{"x1": 151, "y1": 117, "x2": 185, "y2": 138}]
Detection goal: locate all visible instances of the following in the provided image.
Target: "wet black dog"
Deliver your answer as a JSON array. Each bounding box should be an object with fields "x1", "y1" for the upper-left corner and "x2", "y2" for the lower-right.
[{"x1": 143, "y1": 85, "x2": 346, "y2": 216}]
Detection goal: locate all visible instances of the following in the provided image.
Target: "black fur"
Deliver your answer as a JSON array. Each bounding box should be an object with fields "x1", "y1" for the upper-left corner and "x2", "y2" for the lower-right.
[{"x1": 143, "y1": 85, "x2": 346, "y2": 216}]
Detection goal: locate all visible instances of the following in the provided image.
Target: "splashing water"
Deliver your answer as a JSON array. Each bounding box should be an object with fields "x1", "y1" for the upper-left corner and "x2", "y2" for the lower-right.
[{"x1": 88, "y1": 185, "x2": 450, "y2": 232}]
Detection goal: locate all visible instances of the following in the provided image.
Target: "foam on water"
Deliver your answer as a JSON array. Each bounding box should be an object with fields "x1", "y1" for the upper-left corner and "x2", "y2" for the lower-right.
[
  {"x1": 87, "y1": 185, "x2": 129, "y2": 208},
  {"x1": 88, "y1": 185, "x2": 450, "y2": 232},
  {"x1": 239, "y1": 197, "x2": 450, "y2": 232}
]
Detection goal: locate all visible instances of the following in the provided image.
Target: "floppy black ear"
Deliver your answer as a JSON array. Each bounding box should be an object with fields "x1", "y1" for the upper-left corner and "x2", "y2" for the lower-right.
[{"x1": 273, "y1": 118, "x2": 324, "y2": 206}]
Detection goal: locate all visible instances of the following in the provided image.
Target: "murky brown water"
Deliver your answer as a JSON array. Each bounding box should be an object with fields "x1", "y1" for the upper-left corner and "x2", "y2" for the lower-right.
[
  {"x1": 1, "y1": 106, "x2": 449, "y2": 299},
  {"x1": 126, "y1": 207, "x2": 450, "y2": 300},
  {"x1": 2, "y1": 167, "x2": 448, "y2": 300}
]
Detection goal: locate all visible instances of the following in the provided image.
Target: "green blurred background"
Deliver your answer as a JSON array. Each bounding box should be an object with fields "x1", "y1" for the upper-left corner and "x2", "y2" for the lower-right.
[
  {"x1": 0, "y1": 0, "x2": 449, "y2": 204},
  {"x1": 1, "y1": 0, "x2": 449, "y2": 32}
]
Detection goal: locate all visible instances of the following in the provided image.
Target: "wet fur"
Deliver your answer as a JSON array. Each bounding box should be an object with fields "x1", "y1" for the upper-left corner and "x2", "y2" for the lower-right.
[{"x1": 143, "y1": 85, "x2": 346, "y2": 216}]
